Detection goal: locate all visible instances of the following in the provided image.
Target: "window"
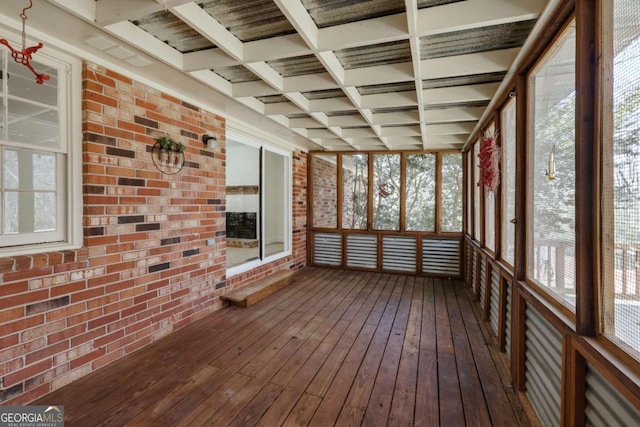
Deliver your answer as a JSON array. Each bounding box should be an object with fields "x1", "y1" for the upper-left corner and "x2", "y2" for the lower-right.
[
  {"x1": 466, "y1": 150, "x2": 473, "y2": 235},
  {"x1": 406, "y1": 154, "x2": 435, "y2": 231},
  {"x1": 312, "y1": 154, "x2": 337, "y2": 228},
  {"x1": 226, "y1": 133, "x2": 291, "y2": 273},
  {"x1": 441, "y1": 153, "x2": 463, "y2": 232},
  {"x1": 527, "y1": 21, "x2": 576, "y2": 309},
  {"x1": 473, "y1": 141, "x2": 481, "y2": 241},
  {"x1": 0, "y1": 40, "x2": 81, "y2": 255},
  {"x1": 601, "y1": 0, "x2": 640, "y2": 360},
  {"x1": 342, "y1": 154, "x2": 368, "y2": 230},
  {"x1": 373, "y1": 154, "x2": 400, "y2": 230},
  {"x1": 484, "y1": 124, "x2": 496, "y2": 252},
  {"x1": 501, "y1": 98, "x2": 517, "y2": 266}
]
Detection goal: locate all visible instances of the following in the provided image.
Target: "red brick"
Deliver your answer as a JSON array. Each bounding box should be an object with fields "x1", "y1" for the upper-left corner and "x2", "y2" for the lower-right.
[
  {"x1": 25, "y1": 340, "x2": 70, "y2": 365},
  {"x1": 0, "y1": 307, "x2": 24, "y2": 323},
  {"x1": 71, "y1": 326, "x2": 106, "y2": 347},
  {"x1": 67, "y1": 308, "x2": 102, "y2": 326},
  {"x1": 84, "y1": 90, "x2": 117, "y2": 108},
  {"x1": 87, "y1": 312, "x2": 119, "y2": 330},
  {"x1": 4, "y1": 359, "x2": 52, "y2": 387},
  {"x1": 92, "y1": 349, "x2": 123, "y2": 370},
  {"x1": 71, "y1": 287, "x2": 105, "y2": 303},
  {"x1": 51, "y1": 281, "x2": 87, "y2": 297},
  {"x1": 70, "y1": 347, "x2": 106, "y2": 370},
  {"x1": 3, "y1": 315, "x2": 45, "y2": 335},
  {"x1": 47, "y1": 324, "x2": 86, "y2": 344}
]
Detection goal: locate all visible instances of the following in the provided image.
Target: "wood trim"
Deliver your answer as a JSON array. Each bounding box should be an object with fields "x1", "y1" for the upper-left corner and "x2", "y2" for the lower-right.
[
  {"x1": 573, "y1": 336, "x2": 640, "y2": 411},
  {"x1": 493, "y1": 111, "x2": 502, "y2": 261},
  {"x1": 514, "y1": 74, "x2": 527, "y2": 282},
  {"x1": 399, "y1": 153, "x2": 407, "y2": 232},
  {"x1": 307, "y1": 153, "x2": 314, "y2": 266},
  {"x1": 435, "y1": 153, "x2": 443, "y2": 235},
  {"x1": 337, "y1": 155, "x2": 343, "y2": 230},
  {"x1": 565, "y1": 338, "x2": 586, "y2": 427},
  {"x1": 513, "y1": 283, "x2": 527, "y2": 391},
  {"x1": 575, "y1": 0, "x2": 598, "y2": 337}
]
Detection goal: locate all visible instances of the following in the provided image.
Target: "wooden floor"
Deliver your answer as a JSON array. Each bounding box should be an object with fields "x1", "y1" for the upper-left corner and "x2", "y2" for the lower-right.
[{"x1": 36, "y1": 268, "x2": 528, "y2": 426}]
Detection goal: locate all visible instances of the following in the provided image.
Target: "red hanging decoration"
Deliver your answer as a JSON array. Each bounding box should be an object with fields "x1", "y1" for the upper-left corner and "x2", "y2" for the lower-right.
[
  {"x1": 0, "y1": 1, "x2": 50, "y2": 85},
  {"x1": 477, "y1": 128, "x2": 501, "y2": 193}
]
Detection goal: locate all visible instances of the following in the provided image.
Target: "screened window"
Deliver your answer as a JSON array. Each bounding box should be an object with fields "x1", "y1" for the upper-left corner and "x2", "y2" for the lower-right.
[
  {"x1": 312, "y1": 154, "x2": 337, "y2": 228},
  {"x1": 484, "y1": 124, "x2": 496, "y2": 252},
  {"x1": 406, "y1": 154, "x2": 435, "y2": 231},
  {"x1": 0, "y1": 43, "x2": 81, "y2": 254},
  {"x1": 601, "y1": 0, "x2": 640, "y2": 360},
  {"x1": 527, "y1": 21, "x2": 577, "y2": 309},
  {"x1": 467, "y1": 150, "x2": 473, "y2": 235},
  {"x1": 226, "y1": 135, "x2": 291, "y2": 272},
  {"x1": 373, "y1": 154, "x2": 400, "y2": 230},
  {"x1": 342, "y1": 154, "x2": 368, "y2": 230},
  {"x1": 441, "y1": 153, "x2": 463, "y2": 232},
  {"x1": 501, "y1": 98, "x2": 516, "y2": 266},
  {"x1": 473, "y1": 141, "x2": 481, "y2": 241}
]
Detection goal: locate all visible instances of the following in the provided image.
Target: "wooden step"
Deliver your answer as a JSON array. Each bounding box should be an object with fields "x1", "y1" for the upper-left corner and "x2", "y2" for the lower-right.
[{"x1": 221, "y1": 269, "x2": 297, "y2": 307}]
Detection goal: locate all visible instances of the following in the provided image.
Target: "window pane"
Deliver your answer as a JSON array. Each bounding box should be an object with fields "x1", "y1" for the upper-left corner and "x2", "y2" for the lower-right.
[
  {"x1": 312, "y1": 154, "x2": 337, "y2": 228},
  {"x1": 467, "y1": 151, "x2": 473, "y2": 235},
  {"x1": 502, "y1": 99, "x2": 516, "y2": 266},
  {"x1": 441, "y1": 153, "x2": 463, "y2": 232},
  {"x1": 485, "y1": 190, "x2": 495, "y2": 250},
  {"x1": 264, "y1": 150, "x2": 287, "y2": 258},
  {"x1": 406, "y1": 154, "x2": 435, "y2": 231},
  {"x1": 528, "y1": 23, "x2": 576, "y2": 308},
  {"x1": 4, "y1": 191, "x2": 18, "y2": 234},
  {"x1": 1, "y1": 58, "x2": 60, "y2": 148},
  {"x1": 601, "y1": 0, "x2": 640, "y2": 360},
  {"x1": 373, "y1": 154, "x2": 400, "y2": 230},
  {"x1": 342, "y1": 154, "x2": 368, "y2": 230},
  {"x1": 473, "y1": 142, "x2": 481, "y2": 240},
  {"x1": 226, "y1": 140, "x2": 260, "y2": 267},
  {"x1": 7, "y1": 98, "x2": 59, "y2": 148},
  {"x1": 33, "y1": 152, "x2": 56, "y2": 190},
  {"x1": 34, "y1": 192, "x2": 56, "y2": 231},
  {"x1": 4, "y1": 149, "x2": 19, "y2": 189}
]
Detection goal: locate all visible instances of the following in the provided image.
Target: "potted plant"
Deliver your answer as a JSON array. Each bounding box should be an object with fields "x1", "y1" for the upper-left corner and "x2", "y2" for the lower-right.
[
  {"x1": 171, "y1": 141, "x2": 185, "y2": 168},
  {"x1": 156, "y1": 136, "x2": 174, "y2": 165}
]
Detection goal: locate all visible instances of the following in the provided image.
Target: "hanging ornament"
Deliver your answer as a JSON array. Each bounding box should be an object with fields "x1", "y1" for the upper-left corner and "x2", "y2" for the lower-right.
[
  {"x1": 477, "y1": 128, "x2": 501, "y2": 193},
  {"x1": 0, "y1": 0, "x2": 50, "y2": 85}
]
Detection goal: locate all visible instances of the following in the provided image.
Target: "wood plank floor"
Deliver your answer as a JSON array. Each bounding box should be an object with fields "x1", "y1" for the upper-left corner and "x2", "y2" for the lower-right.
[{"x1": 35, "y1": 268, "x2": 529, "y2": 426}]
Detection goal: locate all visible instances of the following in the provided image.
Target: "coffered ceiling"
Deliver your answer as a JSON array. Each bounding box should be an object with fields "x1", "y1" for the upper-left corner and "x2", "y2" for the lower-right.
[{"x1": 40, "y1": 0, "x2": 549, "y2": 151}]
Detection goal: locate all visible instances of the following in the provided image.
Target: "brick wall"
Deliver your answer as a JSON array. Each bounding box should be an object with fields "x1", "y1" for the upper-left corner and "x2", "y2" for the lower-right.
[
  {"x1": 312, "y1": 155, "x2": 338, "y2": 228},
  {"x1": 0, "y1": 62, "x2": 307, "y2": 404}
]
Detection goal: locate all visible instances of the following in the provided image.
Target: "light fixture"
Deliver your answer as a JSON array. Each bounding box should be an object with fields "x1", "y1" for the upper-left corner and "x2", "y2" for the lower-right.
[{"x1": 202, "y1": 134, "x2": 217, "y2": 150}]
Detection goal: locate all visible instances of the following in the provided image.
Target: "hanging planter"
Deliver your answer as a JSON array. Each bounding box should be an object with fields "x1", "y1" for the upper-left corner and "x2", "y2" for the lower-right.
[
  {"x1": 478, "y1": 129, "x2": 501, "y2": 193},
  {"x1": 152, "y1": 136, "x2": 185, "y2": 175}
]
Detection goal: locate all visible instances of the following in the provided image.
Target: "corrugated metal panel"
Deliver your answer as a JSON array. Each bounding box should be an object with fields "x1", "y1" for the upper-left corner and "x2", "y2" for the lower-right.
[
  {"x1": 200, "y1": 0, "x2": 295, "y2": 42},
  {"x1": 489, "y1": 267, "x2": 500, "y2": 335},
  {"x1": 313, "y1": 233, "x2": 342, "y2": 266},
  {"x1": 326, "y1": 110, "x2": 360, "y2": 117},
  {"x1": 382, "y1": 236, "x2": 416, "y2": 272},
  {"x1": 357, "y1": 81, "x2": 416, "y2": 96},
  {"x1": 585, "y1": 364, "x2": 640, "y2": 427},
  {"x1": 422, "y1": 71, "x2": 507, "y2": 89},
  {"x1": 302, "y1": 89, "x2": 346, "y2": 100},
  {"x1": 213, "y1": 65, "x2": 260, "y2": 83},
  {"x1": 301, "y1": 0, "x2": 405, "y2": 29},
  {"x1": 133, "y1": 10, "x2": 214, "y2": 53},
  {"x1": 257, "y1": 94, "x2": 289, "y2": 104},
  {"x1": 346, "y1": 234, "x2": 377, "y2": 269},
  {"x1": 505, "y1": 280, "x2": 512, "y2": 359},
  {"x1": 479, "y1": 255, "x2": 487, "y2": 305},
  {"x1": 417, "y1": 0, "x2": 465, "y2": 9},
  {"x1": 336, "y1": 40, "x2": 412, "y2": 70},
  {"x1": 465, "y1": 244, "x2": 472, "y2": 286},
  {"x1": 267, "y1": 55, "x2": 326, "y2": 77},
  {"x1": 371, "y1": 106, "x2": 418, "y2": 114},
  {"x1": 423, "y1": 100, "x2": 490, "y2": 110},
  {"x1": 422, "y1": 238, "x2": 460, "y2": 276},
  {"x1": 420, "y1": 20, "x2": 537, "y2": 60},
  {"x1": 525, "y1": 304, "x2": 562, "y2": 427},
  {"x1": 471, "y1": 249, "x2": 477, "y2": 295}
]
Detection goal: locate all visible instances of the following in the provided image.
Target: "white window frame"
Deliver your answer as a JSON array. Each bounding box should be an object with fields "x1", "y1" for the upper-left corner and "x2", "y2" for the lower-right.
[
  {"x1": 0, "y1": 32, "x2": 82, "y2": 257},
  {"x1": 226, "y1": 130, "x2": 292, "y2": 278}
]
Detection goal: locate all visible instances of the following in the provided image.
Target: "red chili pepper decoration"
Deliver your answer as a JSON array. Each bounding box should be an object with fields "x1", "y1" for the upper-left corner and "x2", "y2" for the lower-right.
[
  {"x1": 477, "y1": 129, "x2": 501, "y2": 192},
  {"x1": 0, "y1": 1, "x2": 50, "y2": 85}
]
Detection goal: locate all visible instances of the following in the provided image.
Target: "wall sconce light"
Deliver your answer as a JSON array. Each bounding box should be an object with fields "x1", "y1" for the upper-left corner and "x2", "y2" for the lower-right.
[{"x1": 202, "y1": 134, "x2": 217, "y2": 150}]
